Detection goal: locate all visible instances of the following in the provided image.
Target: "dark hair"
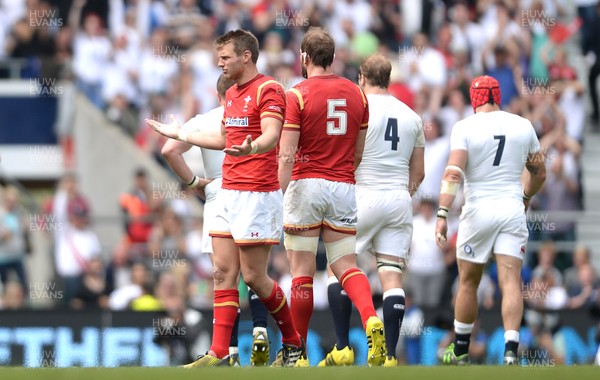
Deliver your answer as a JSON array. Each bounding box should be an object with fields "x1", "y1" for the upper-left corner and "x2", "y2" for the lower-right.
[
  {"x1": 359, "y1": 54, "x2": 392, "y2": 89},
  {"x1": 300, "y1": 27, "x2": 335, "y2": 69},
  {"x1": 215, "y1": 29, "x2": 260, "y2": 64},
  {"x1": 217, "y1": 74, "x2": 236, "y2": 98}
]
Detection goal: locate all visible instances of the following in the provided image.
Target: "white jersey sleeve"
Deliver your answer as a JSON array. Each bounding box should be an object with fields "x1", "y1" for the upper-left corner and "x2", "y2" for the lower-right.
[
  {"x1": 355, "y1": 94, "x2": 423, "y2": 191},
  {"x1": 450, "y1": 110, "x2": 541, "y2": 204},
  {"x1": 181, "y1": 106, "x2": 225, "y2": 180}
]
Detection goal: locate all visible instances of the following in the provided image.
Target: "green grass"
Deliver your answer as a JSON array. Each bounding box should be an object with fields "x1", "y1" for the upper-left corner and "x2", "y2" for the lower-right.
[{"x1": 0, "y1": 366, "x2": 598, "y2": 380}]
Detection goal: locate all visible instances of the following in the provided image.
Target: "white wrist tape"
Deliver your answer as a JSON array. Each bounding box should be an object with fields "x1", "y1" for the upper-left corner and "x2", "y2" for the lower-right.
[
  {"x1": 177, "y1": 129, "x2": 189, "y2": 143},
  {"x1": 188, "y1": 176, "x2": 200, "y2": 188},
  {"x1": 250, "y1": 141, "x2": 259, "y2": 154}
]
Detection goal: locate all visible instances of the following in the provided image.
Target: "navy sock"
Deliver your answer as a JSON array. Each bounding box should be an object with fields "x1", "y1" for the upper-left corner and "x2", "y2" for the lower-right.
[
  {"x1": 505, "y1": 340, "x2": 518, "y2": 356},
  {"x1": 249, "y1": 289, "x2": 268, "y2": 328},
  {"x1": 382, "y1": 291, "x2": 405, "y2": 358},
  {"x1": 327, "y1": 279, "x2": 352, "y2": 348},
  {"x1": 229, "y1": 308, "x2": 240, "y2": 348},
  {"x1": 454, "y1": 333, "x2": 472, "y2": 356}
]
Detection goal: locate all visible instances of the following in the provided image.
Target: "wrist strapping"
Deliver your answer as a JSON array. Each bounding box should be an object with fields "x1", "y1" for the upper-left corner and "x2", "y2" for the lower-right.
[
  {"x1": 523, "y1": 191, "x2": 533, "y2": 200},
  {"x1": 177, "y1": 129, "x2": 189, "y2": 143},
  {"x1": 187, "y1": 175, "x2": 200, "y2": 188},
  {"x1": 437, "y1": 206, "x2": 449, "y2": 219}
]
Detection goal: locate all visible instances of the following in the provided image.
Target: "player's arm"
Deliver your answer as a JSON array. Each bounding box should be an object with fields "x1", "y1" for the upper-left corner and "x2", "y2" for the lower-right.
[
  {"x1": 408, "y1": 147, "x2": 425, "y2": 196},
  {"x1": 146, "y1": 114, "x2": 226, "y2": 150},
  {"x1": 355, "y1": 89, "x2": 369, "y2": 168},
  {"x1": 223, "y1": 117, "x2": 282, "y2": 156},
  {"x1": 224, "y1": 83, "x2": 285, "y2": 156},
  {"x1": 161, "y1": 139, "x2": 212, "y2": 199},
  {"x1": 354, "y1": 129, "x2": 367, "y2": 168},
  {"x1": 435, "y1": 149, "x2": 467, "y2": 249},
  {"x1": 278, "y1": 130, "x2": 300, "y2": 193},
  {"x1": 409, "y1": 117, "x2": 426, "y2": 196},
  {"x1": 522, "y1": 151, "x2": 546, "y2": 211}
]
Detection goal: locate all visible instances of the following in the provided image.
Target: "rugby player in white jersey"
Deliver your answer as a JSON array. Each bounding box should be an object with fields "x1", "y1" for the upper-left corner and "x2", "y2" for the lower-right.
[
  {"x1": 157, "y1": 74, "x2": 271, "y2": 367},
  {"x1": 436, "y1": 75, "x2": 546, "y2": 365},
  {"x1": 319, "y1": 54, "x2": 425, "y2": 367}
]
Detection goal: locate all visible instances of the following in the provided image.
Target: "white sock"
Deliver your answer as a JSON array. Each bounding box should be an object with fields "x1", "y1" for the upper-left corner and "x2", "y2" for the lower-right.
[
  {"x1": 229, "y1": 346, "x2": 239, "y2": 355},
  {"x1": 504, "y1": 330, "x2": 520, "y2": 343},
  {"x1": 454, "y1": 320, "x2": 474, "y2": 335}
]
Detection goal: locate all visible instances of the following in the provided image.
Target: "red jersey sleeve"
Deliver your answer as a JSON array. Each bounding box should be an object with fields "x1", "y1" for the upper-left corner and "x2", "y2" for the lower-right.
[
  {"x1": 283, "y1": 88, "x2": 303, "y2": 131},
  {"x1": 256, "y1": 80, "x2": 285, "y2": 123},
  {"x1": 359, "y1": 86, "x2": 369, "y2": 130}
]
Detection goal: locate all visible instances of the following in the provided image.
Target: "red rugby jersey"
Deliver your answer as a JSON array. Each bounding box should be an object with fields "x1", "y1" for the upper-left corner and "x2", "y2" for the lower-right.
[
  {"x1": 222, "y1": 74, "x2": 285, "y2": 191},
  {"x1": 283, "y1": 75, "x2": 369, "y2": 184}
]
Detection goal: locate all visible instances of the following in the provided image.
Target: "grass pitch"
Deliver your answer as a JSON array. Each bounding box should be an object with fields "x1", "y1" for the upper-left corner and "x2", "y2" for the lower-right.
[{"x1": 0, "y1": 366, "x2": 598, "y2": 380}]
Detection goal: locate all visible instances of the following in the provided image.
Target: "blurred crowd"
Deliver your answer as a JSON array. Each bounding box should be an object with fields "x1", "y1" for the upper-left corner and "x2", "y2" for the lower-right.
[{"x1": 1, "y1": 0, "x2": 600, "y2": 364}]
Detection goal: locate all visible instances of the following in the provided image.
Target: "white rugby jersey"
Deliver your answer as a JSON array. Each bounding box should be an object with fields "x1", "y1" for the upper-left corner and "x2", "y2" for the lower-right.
[
  {"x1": 450, "y1": 110, "x2": 541, "y2": 203},
  {"x1": 181, "y1": 106, "x2": 225, "y2": 180},
  {"x1": 355, "y1": 94, "x2": 425, "y2": 191}
]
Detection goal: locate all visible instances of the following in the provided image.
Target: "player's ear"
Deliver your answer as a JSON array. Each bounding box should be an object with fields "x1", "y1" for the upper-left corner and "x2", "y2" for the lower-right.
[{"x1": 301, "y1": 52, "x2": 307, "y2": 65}]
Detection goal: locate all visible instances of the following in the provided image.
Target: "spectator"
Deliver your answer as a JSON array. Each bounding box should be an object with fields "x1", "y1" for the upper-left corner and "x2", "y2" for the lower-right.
[
  {"x1": 137, "y1": 27, "x2": 178, "y2": 101},
  {"x1": 539, "y1": 129, "x2": 582, "y2": 241},
  {"x1": 115, "y1": 168, "x2": 157, "y2": 266},
  {"x1": 449, "y1": 1, "x2": 486, "y2": 74},
  {"x1": 54, "y1": 196, "x2": 101, "y2": 303},
  {"x1": 108, "y1": 260, "x2": 148, "y2": 310},
  {"x1": 401, "y1": 33, "x2": 446, "y2": 115},
  {"x1": 148, "y1": 206, "x2": 187, "y2": 272},
  {"x1": 568, "y1": 264, "x2": 599, "y2": 309},
  {"x1": 415, "y1": 118, "x2": 449, "y2": 202},
  {"x1": 0, "y1": 186, "x2": 28, "y2": 293},
  {"x1": 70, "y1": 0, "x2": 112, "y2": 108},
  {"x1": 544, "y1": 47, "x2": 586, "y2": 141},
  {"x1": 0, "y1": 281, "x2": 26, "y2": 309},
  {"x1": 532, "y1": 241, "x2": 564, "y2": 286},
  {"x1": 564, "y1": 245, "x2": 593, "y2": 293},
  {"x1": 130, "y1": 278, "x2": 162, "y2": 311},
  {"x1": 482, "y1": 44, "x2": 521, "y2": 109},
  {"x1": 70, "y1": 256, "x2": 113, "y2": 309},
  {"x1": 407, "y1": 199, "x2": 446, "y2": 309},
  {"x1": 438, "y1": 89, "x2": 473, "y2": 138},
  {"x1": 583, "y1": 1, "x2": 600, "y2": 126}
]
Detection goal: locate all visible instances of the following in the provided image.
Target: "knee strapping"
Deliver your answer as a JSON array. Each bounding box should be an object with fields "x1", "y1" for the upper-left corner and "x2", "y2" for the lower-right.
[
  {"x1": 376, "y1": 257, "x2": 405, "y2": 274},
  {"x1": 284, "y1": 233, "x2": 319, "y2": 253},
  {"x1": 325, "y1": 236, "x2": 356, "y2": 264}
]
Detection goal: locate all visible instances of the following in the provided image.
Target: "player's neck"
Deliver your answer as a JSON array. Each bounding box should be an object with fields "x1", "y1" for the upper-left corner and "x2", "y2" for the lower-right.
[
  {"x1": 236, "y1": 67, "x2": 260, "y2": 86},
  {"x1": 361, "y1": 84, "x2": 388, "y2": 96},
  {"x1": 307, "y1": 65, "x2": 332, "y2": 78},
  {"x1": 474, "y1": 104, "x2": 501, "y2": 113}
]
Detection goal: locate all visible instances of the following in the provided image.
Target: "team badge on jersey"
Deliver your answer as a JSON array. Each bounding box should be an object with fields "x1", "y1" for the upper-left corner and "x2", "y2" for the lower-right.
[{"x1": 243, "y1": 95, "x2": 251, "y2": 112}]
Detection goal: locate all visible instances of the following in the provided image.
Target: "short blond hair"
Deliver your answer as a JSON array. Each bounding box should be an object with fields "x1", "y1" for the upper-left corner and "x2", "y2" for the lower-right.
[{"x1": 360, "y1": 54, "x2": 392, "y2": 89}]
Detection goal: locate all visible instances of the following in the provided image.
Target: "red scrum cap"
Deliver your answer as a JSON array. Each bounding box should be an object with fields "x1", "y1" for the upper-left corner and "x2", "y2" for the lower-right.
[{"x1": 470, "y1": 75, "x2": 501, "y2": 112}]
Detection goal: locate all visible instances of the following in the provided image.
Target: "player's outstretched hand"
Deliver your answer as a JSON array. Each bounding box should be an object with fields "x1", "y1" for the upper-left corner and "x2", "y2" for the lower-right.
[
  {"x1": 224, "y1": 134, "x2": 254, "y2": 157},
  {"x1": 145, "y1": 114, "x2": 181, "y2": 140},
  {"x1": 435, "y1": 218, "x2": 448, "y2": 250}
]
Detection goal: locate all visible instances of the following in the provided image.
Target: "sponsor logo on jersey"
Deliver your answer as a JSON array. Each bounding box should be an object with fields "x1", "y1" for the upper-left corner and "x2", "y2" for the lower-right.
[
  {"x1": 464, "y1": 244, "x2": 474, "y2": 257},
  {"x1": 225, "y1": 116, "x2": 249, "y2": 127},
  {"x1": 268, "y1": 105, "x2": 282, "y2": 112}
]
